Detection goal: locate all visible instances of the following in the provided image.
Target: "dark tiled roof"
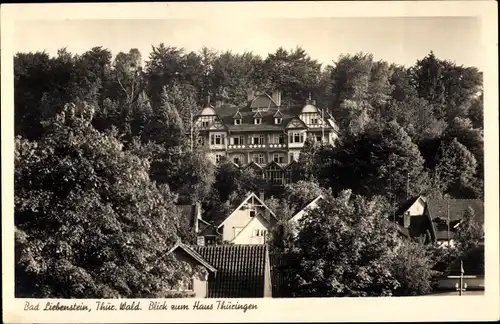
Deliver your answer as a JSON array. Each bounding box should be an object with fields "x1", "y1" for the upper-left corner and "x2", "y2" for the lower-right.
[
  {"x1": 427, "y1": 199, "x2": 484, "y2": 223},
  {"x1": 193, "y1": 245, "x2": 269, "y2": 298},
  {"x1": 427, "y1": 199, "x2": 484, "y2": 241},
  {"x1": 211, "y1": 98, "x2": 334, "y2": 133},
  {"x1": 446, "y1": 244, "x2": 484, "y2": 276}
]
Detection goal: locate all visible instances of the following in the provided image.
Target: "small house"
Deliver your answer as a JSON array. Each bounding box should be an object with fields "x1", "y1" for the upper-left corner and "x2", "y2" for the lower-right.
[{"x1": 169, "y1": 243, "x2": 272, "y2": 298}]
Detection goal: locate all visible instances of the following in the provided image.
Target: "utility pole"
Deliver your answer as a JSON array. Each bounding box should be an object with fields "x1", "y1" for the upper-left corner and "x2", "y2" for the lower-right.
[
  {"x1": 321, "y1": 107, "x2": 325, "y2": 144},
  {"x1": 406, "y1": 170, "x2": 410, "y2": 200},
  {"x1": 190, "y1": 111, "x2": 193, "y2": 153},
  {"x1": 447, "y1": 199, "x2": 450, "y2": 246}
]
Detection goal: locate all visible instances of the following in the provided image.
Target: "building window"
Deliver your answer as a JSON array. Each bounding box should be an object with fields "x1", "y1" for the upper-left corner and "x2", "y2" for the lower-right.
[
  {"x1": 231, "y1": 136, "x2": 245, "y2": 145},
  {"x1": 253, "y1": 229, "x2": 267, "y2": 237},
  {"x1": 271, "y1": 134, "x2": 285, "y2": 144},
  {"x1": 252, "y1": 135, "x2": 265, "y2": 145},
  {"x1": 254, "y1": 154, "x2": 265, "y2": 164},
  {"x1": 234, "y1": 118, "x2": 241, "y2": 125},
  {"x1": 202, "y1": 121, "x2": 209, "y2": 128},
  {"x1": 316, "y1": 135, "x2": 322, "y2": 142},
  {"x1": 233, "y1": 157, "x2": 240, "y2": 165},
  {"x1": 311, "y1": 118, "x2": 318, "y2": 124},
  {"x1": 215, "y1": 154, "x2": 222, "y2": 163},
  {"x1": 254, "y1": 118, "x2": 262, "y2": 125},
  {"x1": 211, "y1": 134, "x2": 225, "y2": 145},
  {"x1": 273, "y1": 154, "x2": 285, "y2": 163},
  {"x1": 289, "y1": 152, "x2": 299, "y2": 162},
  {"x1": 274, "y1": 118, "x2": 282, "y2": 124},
  {"x1": 289, "y1": 132, "x2": 304, "y2": 143},
  {"x1": 250, "y1": 210, "x2": 256, "y2": 217}
]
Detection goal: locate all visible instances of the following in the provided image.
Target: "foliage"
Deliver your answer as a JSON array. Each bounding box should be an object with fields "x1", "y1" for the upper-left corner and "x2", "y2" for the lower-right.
[
  {"x1": 454, "y1": 207, "x2": 484, "y2": 252},
  {"x1": 289, "y1": 191, "x2": 400, "y2": 297},
  {"x1": 390, "y1": 240, "x2": 436, "y2": 296},
  {"x1": 435, "y1": 138, "x2": 478, "y2": 198},
  {"x1": 14, "y1": 103, "x2": 195, "y2": 298}
]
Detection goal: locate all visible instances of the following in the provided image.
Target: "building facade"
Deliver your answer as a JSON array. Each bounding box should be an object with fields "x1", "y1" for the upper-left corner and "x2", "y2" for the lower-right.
[{"x1": 193, "y1": 90, "x2": 339, "y2": 170}]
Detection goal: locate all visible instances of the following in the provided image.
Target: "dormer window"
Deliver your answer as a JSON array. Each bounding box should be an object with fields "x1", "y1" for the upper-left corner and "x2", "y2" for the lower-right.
[
  {"x1": 311, "y1": 118, "x2": 318, "y2": 124},
  {"x1": 254, "y1": 118, "x2": 262, "y2": 125},
  {"x1": 233, "y1": 109, "x2": 243, "y2": 125},
  {"x1": 274, "y1": 118, "x2": 282, "y2": 124},
  {"x1": 202, "y1": 121, "x2": 209, "y2": 128}
]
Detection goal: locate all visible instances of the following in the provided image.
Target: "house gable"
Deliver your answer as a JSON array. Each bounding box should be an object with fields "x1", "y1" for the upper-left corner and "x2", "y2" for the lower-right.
[
  {"x1": 285, "y1": 117, "x2": 308, "y2": 129},
  {"x1": 231, "y1": 213, "x2": 272, "y2": 245},
  {"x1": 217, "y1": 192, "x2": 277, "y2": 229},
  {"x1": 168, "y1": 243, "x2": 217, "y2": 273},
  {"x1": 217, "y1": 192, "x2": 277, "y2": 243}
]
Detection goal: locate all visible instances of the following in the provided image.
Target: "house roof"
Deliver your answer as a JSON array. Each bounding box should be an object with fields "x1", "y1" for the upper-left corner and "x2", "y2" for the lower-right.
[
  {"x1": 290, "y1": 195, "x2": 325, "y2": 220},
  {"x1": 216, "y1": 192, "x2": 277, "y2": 229},
  {"x1": 206, "y1": 100, "x2": 336, "y2": 133},
  {"x1": 168, "y1": 243, "x2": 218, "y2": 273},
  {"x1": 395, "y1": 196, "x2": 425, "y2": 216},
  {"x1": 445, "y1": 244, "x2": 484, "y2": 276},
  {"x1": 427, "y1": 199, "x2": 484, "y2": 241},
  {"x1": 193, "y1": 244, "x2": 269, "y2": 298}
]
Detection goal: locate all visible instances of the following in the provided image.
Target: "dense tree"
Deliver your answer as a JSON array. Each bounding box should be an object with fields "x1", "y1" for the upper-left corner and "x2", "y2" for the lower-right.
[
  {"x1": 454, "y1": 206, "x2": 484, "y2": 252},
  {"x1": 326, "y1": 121, "x2": 428, "y2": 204},
  {"x1": 390, "y1": 240, "x2": 436, "y2": 296},
  {"x1": 14, "y1": 103, "x2": 195, "y2": 298},
  {"x1": 435, "y1": 138, "x2": 478, "y2": 198},
  {"x1": 289, "y1": 191, "x2": 400, "y2": 297}
]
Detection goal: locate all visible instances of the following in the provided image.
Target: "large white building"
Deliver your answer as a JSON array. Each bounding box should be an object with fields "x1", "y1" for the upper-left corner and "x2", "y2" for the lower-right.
[{"x1": 192, "y1": 90, "x2": 339, "y2": 185}]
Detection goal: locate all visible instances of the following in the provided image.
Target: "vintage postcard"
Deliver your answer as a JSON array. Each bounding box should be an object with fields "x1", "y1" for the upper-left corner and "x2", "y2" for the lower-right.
[{"x1": 1, "y1": 1, "x2": 499, "y2": 323}]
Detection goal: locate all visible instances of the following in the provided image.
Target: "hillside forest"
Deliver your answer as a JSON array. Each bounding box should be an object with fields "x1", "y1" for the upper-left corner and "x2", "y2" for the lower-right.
[{"x1": 14, "y1": 45, "x2": 484, "y2": 298}]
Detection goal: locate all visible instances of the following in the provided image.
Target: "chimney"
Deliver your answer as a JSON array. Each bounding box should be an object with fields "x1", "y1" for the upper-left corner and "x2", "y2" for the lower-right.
[
  {"x1": 403, "y1": 211, "x2": 411, "y2": 228},
  {"x1": 272, "y1": 90, "x2": 281, "y2": 107},
  {"x1": 259, "y1": 190, "x2": 265, "y2": 202}
]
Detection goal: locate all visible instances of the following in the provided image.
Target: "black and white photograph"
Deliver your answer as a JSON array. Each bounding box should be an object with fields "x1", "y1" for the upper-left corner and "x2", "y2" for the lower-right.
[{"x1": 2, "y1": 1, "x2": 499, "y2": 323}]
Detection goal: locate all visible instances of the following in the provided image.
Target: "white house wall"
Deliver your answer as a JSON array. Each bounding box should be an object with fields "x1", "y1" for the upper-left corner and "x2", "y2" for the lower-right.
[{"x1": 232, "y1": 215, "x2": 270, "y2": 245}]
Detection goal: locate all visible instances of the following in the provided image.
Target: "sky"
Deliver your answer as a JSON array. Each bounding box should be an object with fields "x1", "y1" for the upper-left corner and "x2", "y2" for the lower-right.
[{"x1": 13, "y1": 17, "x2": 484, "y2": 70}]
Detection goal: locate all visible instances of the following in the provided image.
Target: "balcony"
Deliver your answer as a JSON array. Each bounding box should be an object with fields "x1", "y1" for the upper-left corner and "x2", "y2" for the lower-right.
[{"x1": 227, "y1": 143, "x2": 288, "y2": 150}]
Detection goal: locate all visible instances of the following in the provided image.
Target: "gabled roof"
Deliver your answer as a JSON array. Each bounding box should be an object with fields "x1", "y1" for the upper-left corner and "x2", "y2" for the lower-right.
[
  {"x1": 206, "y1": 103, "x2": 336, "y2": 133},
  {"x1": 290, "y1": 195, "x2": 325, "y2": 222},
  {"x1": 231, "y1": 213, "x2": 271, "y2": 243},
  {"x1": 273, "y1": 109, "x2": 283, "y2": 118},
  {"x1": 193, "y1": 244, "x2": 269, "y2": 298},
  {"x1": 250, "y1": 94, "x2": 279, "y2": 109},
  {"x1": 233, "y1": 110, "x2": 242, "y2": 119},
  {"x1": 264, "y1": 160, "x2": 284, "y2": 170},
  {"x1": 395, "y1": 195, "x2": 426, "y2": 216},
  {"x1": 285, "y1": 117, "x2": 308, "y2": 129},
  {"x1": 217, "y1": 192, "x2": 277, "y2": 229},
  {"x1": 253, "y1": 110, "x2": 263, "y2": 118},
  {"x1": 168, "y1": 243, "x2": 217, "y2": 273},
  {"x1": 244, "y1": 161, "x2": 264, "y2": 170}
]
